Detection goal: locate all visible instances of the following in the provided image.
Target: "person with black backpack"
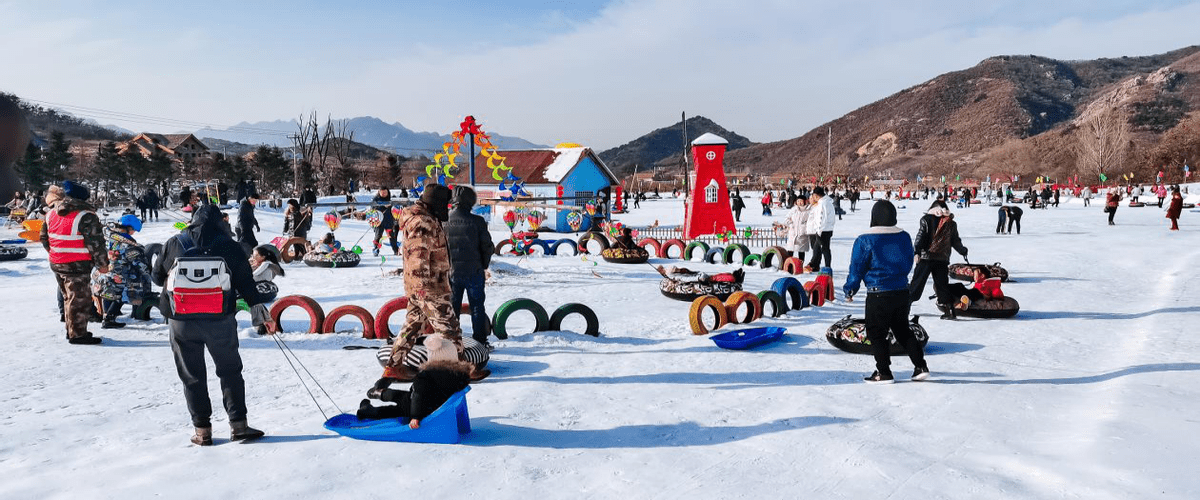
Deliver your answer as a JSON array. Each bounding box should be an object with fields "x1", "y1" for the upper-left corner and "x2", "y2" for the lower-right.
[{"x1": 152, "y1": 204, "x2": 273, "y2": 446}]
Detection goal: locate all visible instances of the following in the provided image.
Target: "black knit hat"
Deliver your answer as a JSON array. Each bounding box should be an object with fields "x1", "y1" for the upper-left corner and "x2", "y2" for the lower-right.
[{"x1": 870, "y1": 200, "x2": 897, "y2": 227}]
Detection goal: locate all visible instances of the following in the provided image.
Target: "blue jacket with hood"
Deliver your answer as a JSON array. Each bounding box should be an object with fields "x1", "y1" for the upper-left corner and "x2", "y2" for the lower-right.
[{"x1": 843, "y1": 201, "x2": 914, "y2": 297}]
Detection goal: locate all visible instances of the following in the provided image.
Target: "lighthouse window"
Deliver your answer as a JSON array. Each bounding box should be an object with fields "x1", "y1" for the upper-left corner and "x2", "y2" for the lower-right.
[{"x1": 705, "y1": 183, "x2": 718, "y2": 204}]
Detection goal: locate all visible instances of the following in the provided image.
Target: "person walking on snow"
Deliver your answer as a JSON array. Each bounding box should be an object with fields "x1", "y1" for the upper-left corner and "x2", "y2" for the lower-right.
[
  {"x1": 843, "y1": 200, "x2": 929, "y2": 384},
  {"x1": 1166, "y1": 186, "x2": 1183, "y2": 231},
  {"x1": 730, "y1": 189, "x2": 745, "y2": 222},
  {"x1": 805, "y1": 186, "x2": 836, "y2": 272},
  {"x1": 1105, "y1": 188, "x2": 1121, "y2": 226},
  {"x1": 372, "y1": 188, "x2": 400, "y2": 256},
  {"x1": 782, "y1": 195, "x2": 810, "y2": 265},
  {"x1": 236, "y1": 191, "x2": 260, "y2": 253},
  {"x1": 909, "y1": 200, "x2": 968, "y2": 319},
  {"x1": 444, "y1": 186, "x2": 496, "y2": 350},
  {"x1": 40, "y1": 181, "x2": 109, "y2": 345}
]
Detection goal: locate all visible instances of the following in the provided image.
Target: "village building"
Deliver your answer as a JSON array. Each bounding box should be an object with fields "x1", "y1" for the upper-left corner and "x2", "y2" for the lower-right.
[
  {"x1": 467, "y1": 146, "x2": 619, "y2": 232},
  {"x1": 119, "y1": 133, "x2": 210, "y2": 162}
]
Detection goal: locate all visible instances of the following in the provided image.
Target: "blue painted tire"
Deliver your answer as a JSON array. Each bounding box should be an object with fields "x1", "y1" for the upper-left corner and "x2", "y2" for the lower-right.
[
  {"x1": 526, "y1": 239, "x2": 551, "y2": 256},
  {"x1": 703, "y1": 246, "x2": 725, "y2": 264},
  {"x1": 550, "y1": 238, "x2": 578, "y2": 256},
  {"x1": 770, "y1": 277, "x2": 808, "y2": 310}
]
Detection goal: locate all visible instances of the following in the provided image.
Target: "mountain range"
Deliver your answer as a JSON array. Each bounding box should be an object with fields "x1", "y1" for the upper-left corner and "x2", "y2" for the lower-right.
[{"x1": 597, "y1": 116, "x2": 756, "y2": 177}]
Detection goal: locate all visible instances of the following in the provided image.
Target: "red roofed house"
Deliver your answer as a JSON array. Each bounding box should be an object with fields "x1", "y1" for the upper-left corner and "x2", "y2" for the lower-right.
[{"x1": 468, "y1": 146, "x2": 618, "y2": 232}]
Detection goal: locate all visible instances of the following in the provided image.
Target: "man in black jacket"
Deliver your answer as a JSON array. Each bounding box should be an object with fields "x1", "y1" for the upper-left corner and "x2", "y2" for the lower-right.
[
  {"x1": 153, "y1": 204, "x2": 272, "y2": 446},
  {"x1": 909, "y1": 200, "x2": 968, "y2": 319},
  {"x1": 444, "y1": 186, "x2": 495, "y2": 347},
  {"x1": 236, "y1": 192, "x2": 260, "y2": 253}
]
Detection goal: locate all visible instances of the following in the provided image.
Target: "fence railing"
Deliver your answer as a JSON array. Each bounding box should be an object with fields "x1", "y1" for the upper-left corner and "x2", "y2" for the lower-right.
[{"x1": 631, "y1": 225, "x2": 786, "y2": 250}]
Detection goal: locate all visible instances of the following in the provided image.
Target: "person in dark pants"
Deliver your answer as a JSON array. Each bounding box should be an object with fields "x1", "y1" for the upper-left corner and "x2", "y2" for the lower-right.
[
  {"x1": 444, "y1": 186, "x2": 495, "y2": 348},
  {"x1": 371, "y1": 188, "x2": 399, "y2": 256},
  {"x1": 995, "y1": 206, "x2": 1008, "y2": 234},
  {"x1": 1004, "y1": 205, "x2": 1023, "y2": 234},
  {"x1": 235, "y1": 192, "x2": 260, "y2": 253},
  {"x1": 805, "y1": 186, "x2": 835, "y2": 272},
  {"x1": 153, "y1": 204, "x2": 271, "y2": 446},
  {"x1": 730, "y1": 189, "x2": 745, "y2": 222},
  {"x1": 143, "y1": 188, "x2": 160, "y2": 221},
  {"x1": 1105, "y1": 189, "x2": 1120, "y2": 225},
  {"x1": 908, "y1": 200, "x2": 968, "y2": 319},
  {"x1": 843, "y1": 200, "x2": 929, "y2": 384}
]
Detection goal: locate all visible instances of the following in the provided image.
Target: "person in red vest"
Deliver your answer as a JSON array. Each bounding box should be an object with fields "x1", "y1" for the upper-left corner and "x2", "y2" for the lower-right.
[{"x1": 39, "y1": 181, "x2": 109, "y2": 345}]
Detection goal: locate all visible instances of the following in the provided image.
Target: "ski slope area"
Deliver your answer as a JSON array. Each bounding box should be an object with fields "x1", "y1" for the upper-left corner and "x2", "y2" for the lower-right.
[{"x1": 1, "y1": 191, "x2": 1198, "y2": 499}]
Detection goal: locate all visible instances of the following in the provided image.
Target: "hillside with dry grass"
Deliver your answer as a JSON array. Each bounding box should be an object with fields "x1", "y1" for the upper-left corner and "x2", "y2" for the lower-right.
[{"x1": 725, "y1": 46, "x2": 1200, "y2": 184}]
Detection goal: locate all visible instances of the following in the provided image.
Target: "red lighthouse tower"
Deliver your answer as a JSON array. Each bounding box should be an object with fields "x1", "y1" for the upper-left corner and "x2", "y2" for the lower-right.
[{"x1": 683, "y1": 133, "x2": 736, "y2": 239}]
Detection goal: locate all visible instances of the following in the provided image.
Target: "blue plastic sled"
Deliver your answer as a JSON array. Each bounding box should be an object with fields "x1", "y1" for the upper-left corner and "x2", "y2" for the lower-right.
[
  {"x1": 323, "y1": 387, "x2": 471, "y2": 443},
  {"x1": 711, "y1": 327, "x2": 786, "y2": 350}
]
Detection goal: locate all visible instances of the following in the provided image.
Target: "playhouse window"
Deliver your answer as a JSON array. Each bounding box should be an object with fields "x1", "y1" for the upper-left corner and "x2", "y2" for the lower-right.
[
  {"x1": 704, "y1": 183, "x2": 718, "y2": 204},
  {"x1": 574, "y1": 190, "x2": 593, "y2": 206}
]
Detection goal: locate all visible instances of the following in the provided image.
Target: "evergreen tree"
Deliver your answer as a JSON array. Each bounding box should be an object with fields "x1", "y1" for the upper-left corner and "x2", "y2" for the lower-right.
[
  {"x1": 250, "y1": 146, "x2": 291, "y2": 194},
  {"x1": 14, "y1": 143, "x2": 44, "y2": 190},
  {"x1": 147, "y1": 150, "x2": 175, "y2": 188},
  {"x1": 42, "y1": 131, "x2": 73, "y2": 183}
]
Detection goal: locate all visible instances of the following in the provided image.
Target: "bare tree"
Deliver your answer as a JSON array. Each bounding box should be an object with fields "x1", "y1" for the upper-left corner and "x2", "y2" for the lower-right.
[
  {"x1": 328, "y1": 118, "x2": 356, "y2": 193},
  {"x1": 1075, "y1": 110, "x2": 1130, "y2": 183},
  {"x1": 292, "y1": 111, "x2": 333, "y2": 193}
]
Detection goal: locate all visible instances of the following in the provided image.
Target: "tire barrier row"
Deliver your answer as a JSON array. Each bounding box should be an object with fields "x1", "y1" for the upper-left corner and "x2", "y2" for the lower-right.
[
  {"x1": 265, "y1": 294, "x2": 471, "y2": 339},
  {"x1": 491, "y1": 298, "x2": 600, "y2": 339},
  {"x1": 687, "y1": 276, "x2": 830, "y2": 335}
]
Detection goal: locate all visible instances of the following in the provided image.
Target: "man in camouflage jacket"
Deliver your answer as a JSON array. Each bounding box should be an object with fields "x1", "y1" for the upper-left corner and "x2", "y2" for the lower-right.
[
  {"x1": 383, "y1": 184, "x2": 462, "y2": 379},
  {"x1": 40, "y1": 182, "x2": 109, "y2": 344}
]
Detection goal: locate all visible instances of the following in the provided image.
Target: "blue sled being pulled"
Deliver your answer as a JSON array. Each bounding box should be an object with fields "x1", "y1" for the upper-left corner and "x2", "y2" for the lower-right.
[{"x1": 324, "y1": 387, "x2": 471, "y2": 444}]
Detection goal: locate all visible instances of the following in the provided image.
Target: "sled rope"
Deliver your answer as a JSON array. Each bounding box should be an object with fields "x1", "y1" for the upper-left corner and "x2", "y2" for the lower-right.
[{"x1": 270, "y1": 333, "x2": 343, "y2": 419}]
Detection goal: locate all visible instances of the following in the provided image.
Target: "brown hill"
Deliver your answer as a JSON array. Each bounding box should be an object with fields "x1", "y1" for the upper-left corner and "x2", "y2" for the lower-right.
[
  {"x1": 726, "y1": 46, "x2": 1200, "y2": 185},
  {"x1": 598, "y1": 116, "x2": 755, "y2": 177}
]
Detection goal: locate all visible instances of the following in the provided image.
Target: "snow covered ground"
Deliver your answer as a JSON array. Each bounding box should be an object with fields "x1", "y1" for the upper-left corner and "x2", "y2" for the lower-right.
[{"x1": 2, "y1": 190, "x2": 1198, "y2": 499}]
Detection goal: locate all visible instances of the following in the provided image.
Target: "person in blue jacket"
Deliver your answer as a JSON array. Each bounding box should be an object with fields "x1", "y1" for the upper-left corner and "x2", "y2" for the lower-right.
[{"x1": 843, "y1": 200, "x2": 930, "y2": 384}]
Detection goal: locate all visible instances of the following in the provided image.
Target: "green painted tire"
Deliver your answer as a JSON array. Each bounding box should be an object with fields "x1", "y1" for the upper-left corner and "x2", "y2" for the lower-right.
[
  {"x1": 723, "y1": 244, "x2": 750, "y2": 265},
  {"x1": 743, "y1": 253, "x2": 762, "y2": 266},
  {"x1": 756, "y1": 290, "x2": 788, "y2": 318},
  {"x1": 491, "y1": 298, "x2": 550, "y2": 340},
  {"x1": 683, "y1": 241, "x2": 710, "y2": 261}
]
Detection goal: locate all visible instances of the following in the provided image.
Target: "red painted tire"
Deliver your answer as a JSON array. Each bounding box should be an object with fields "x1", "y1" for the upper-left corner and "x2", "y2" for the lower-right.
[
  {"x1": 783, "y1": 257, "x2": 804, "y2": 275},
  {"x1": 659, "y1": 238, "x2": 686, "y2": 259},
  {"x1": 374, "y1": 296, "x2": 410, "y2": 339},
  {"x1": 494, "y1": 239, "x2": 515, "y2": 255},
  {"x1": 269, "y1": 295, "x2": 326, "y2": 334},
  {"x1": 637, "y1": 237, "x2": 662, "y2": 256},
  {"x1": 322, "y1": 305, "x2": 376, "y2": 338}
]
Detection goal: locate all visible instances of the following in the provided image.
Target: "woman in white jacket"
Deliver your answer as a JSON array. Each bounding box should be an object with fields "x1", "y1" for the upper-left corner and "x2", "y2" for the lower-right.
[{"x1": 784, "y1": 195, "x2": 811, "y2": 263}]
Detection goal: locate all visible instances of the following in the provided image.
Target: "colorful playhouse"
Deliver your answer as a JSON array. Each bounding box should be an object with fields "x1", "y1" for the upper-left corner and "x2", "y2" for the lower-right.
[{"x1": 470, "y1": 146, "x2": 619, "y2": 232}]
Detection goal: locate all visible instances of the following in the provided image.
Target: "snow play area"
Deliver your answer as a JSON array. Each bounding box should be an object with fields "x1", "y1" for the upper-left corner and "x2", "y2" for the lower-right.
[{"x1": 2, "y1": 190, "x2": 1198, "y2": 499}]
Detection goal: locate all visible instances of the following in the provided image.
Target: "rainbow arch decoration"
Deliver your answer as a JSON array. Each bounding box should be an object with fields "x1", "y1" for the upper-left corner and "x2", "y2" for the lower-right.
[{"x1": 429, "y1": 115, "x2": 512, "y2": 182}]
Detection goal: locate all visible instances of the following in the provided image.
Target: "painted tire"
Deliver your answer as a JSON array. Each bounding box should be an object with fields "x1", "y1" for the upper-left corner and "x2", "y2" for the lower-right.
[
  {"x1": 322, "y1": 305, "x2": 376, "y2": 338},
  {"x1": 494, "y1": 239, "x2": 516, "y2": 255},
  {"x1": 759, "y1": 246, "x2": 788, "y2": 270},
  {"x1": 703, "y1": 246, "x2": 725, "y2": 264},
  {"x1": 279, "y1": 237, "x2": 308, "y2": 263},
  {"x1": 782, "y1": 257, "x2": 804, "y2": 274},
  {"x1": 549, "y1": 303, "x2": 600, "y2": 337},
  {"x1": 804, "y1": 281, "x2": 826, "y2": 307},
  {"x1": 771, "y1": 277, "x2": 808, "y2": 310},
  {"x1": 525, "y1": 239, "x2": 551, "y2": 256},
  {"x1": 743, "y1": 253, "x2": 762, "y2": 266},
  {"x1": 637, "y1": 237, "x2": 662, "y2": 256},
  {"x1": 0, "y1": 245, "x2": 28, "y2": 261},
  {"x1": 269, "y1": 295, "x2": 326, "y2": 334},
  {"x1": 578, "y1": 232, "x2": 610, "y2": 254},
  {"x1": 825, "y1": 315, "x2": 929, "y2": 355},
  {"x1": 550, "y1": 238, "x2": 578, "y2": 256},
  {"x1": 724, "y1": 291, "x2": 762, "y2": 324},
  {"x1": 688, "y1": 294, "x2": 728, "y2": 335},
  {"x1": 723, "y1": 244, "x2": 750, "y2": 265},
  {"x1": 302, "y1": 251, "x2": 361, "y2": 268},
  {"x1": 683, "y1": 241, "x2": 710, "y2": 262},
  {"x1": 659, "y1": 238, "x2": 686, "y2": 259},
  {"x1": 756, "y1": 290, "x2": 788, "y2": 318},
  {"x1": 131, "y1": 292, "x2": 162, "y2": 321},
  {"x1": 142, "y1": 243, "x2": 163, "y2": 269},
  {"x1": 374, "y1": 296, "x2": 411, "y2": 340},
  {"x1": 491, "y1": 298, "x2": 550, "y2": 340}
]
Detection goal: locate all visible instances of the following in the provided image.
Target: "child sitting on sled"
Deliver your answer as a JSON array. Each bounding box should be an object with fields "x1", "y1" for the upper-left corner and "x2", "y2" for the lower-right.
[
  {"x1": 359, "y1": 334, "x2": 481, "y2": 429},
  {"x1": 946, "y1": 266, "x2": 1004, "y2": 310}
]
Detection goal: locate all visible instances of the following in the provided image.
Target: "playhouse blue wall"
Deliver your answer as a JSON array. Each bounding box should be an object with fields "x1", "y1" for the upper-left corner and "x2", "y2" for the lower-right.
[{"x1": 555, "y1": 157, "x2": 613, "y2": 232}]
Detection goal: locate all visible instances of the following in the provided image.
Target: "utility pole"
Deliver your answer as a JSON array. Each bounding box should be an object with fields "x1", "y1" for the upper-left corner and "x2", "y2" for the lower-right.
[
  {"x1": 680, "y1": 112, "x2": 689, "y2": 197},
  {"x1": 826, "y1": 126, "x2": 831, "y2": 173}
]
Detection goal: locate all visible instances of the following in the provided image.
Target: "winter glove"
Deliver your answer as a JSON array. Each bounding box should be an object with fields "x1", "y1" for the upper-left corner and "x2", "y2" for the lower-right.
[{"x1": 250, "y1": 304, "x2": 269, "y2": 326}]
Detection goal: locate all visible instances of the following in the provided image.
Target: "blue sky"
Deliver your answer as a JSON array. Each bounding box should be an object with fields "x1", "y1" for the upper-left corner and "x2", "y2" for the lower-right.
[{"x1": 3, "y1": 1, "x2": 1199, "y2": 150}]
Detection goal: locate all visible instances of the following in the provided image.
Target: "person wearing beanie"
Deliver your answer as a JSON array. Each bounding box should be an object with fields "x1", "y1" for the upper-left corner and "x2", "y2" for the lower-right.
[
  {"x1": 371, "y1": 188, "x2": 400, "y2": 256},
  {"x1": 444, "y1": 185, "x2": 495, "y2": 349},
  {"x1": 40, "y1": 181, "x2": 109, "y2": 345},
  {"x1": 804, "y1": 185, "x2": 836, "y2": 272},
  {"x1": 909, "y1": 200, "x2": 968, "y2": 319},
  {"x1": 843, "y1": 200, "x2": 929, "y2": 384},
  {"x1": 96, "y1": 214, "x2": 151, "y2": 329},
  {"x1": 379, "y1": 183, "x2": 466, "y2": 385}
]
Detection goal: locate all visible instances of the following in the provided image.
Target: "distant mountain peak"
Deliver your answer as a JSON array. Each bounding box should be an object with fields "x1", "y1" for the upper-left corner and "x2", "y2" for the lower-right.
[{"x1": 598, "y1": 116, "x2": 756, "y2": 176}]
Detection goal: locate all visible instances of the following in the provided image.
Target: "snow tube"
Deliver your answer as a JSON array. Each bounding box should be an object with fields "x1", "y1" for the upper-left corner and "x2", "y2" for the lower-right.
[
  {"x1": 549, "y1": 238, "x2": 578, "y2": 256},
  {"x1": 277, "y1": 237, "x2": 308, "y2": 263},
  {"x1": 302, "y1": 251, "x2": 361, "y2": 268},
  {"x1": 0, "y1": 245, "x2": 28, "y2": 261},
  {"x1": 703, "y1": 246, "x2": 725, "y2": 264},
  {"x1": 688, "y1": 295, "x2": 728, "y2": 335},
  {"x1": 759, "y1": 246, "x2": 788, "y2": 270},
  {"x1": 1128, "y1": 201, "x2": 1146, "y2": 207},
  {"x1": 376, "y1": 337, "x2": 491, "y2": 370},
  {"x1": 577, "y1": 232, "x2": 610, "y2": 254},
  {"x1": 637, "y1": 237, "x2": 662, "y2": 256},
  {"x1": 724, "y1": 291, "x2": 761, "y2": 324},
  {"x1": 142, "y1": 243, "x2": 163, "y2": 270},
  {"x1": 600, "y1": 247, "x2": 650, "y2": 264},
  {"x1": 723, "y1": 244, "x2": 750, "y2": 265},
  {"x1": 756, "y1": 290, "x2": 788, "y2": 318},
  {"x1": 659, "y1": 239, "x2": 685, "y2": 259},
  {"x1": 322, "y1": 305, "x2": 376, "y2": 338},
  {"x1": 253, "y1": 281, "x2": 280, "y2": 303},
  {"x1": 711, "y1": 326, "x2": 785, "y2": 350},
  {"x1": 952, "y1": 296, "x2": 1020, "y2": 319},
  {"x1": 948, "y1": 262, "x2": 1010, "y2": 282},
  {"x1": 549, "y1": 303, "x2": 600, "y2": 337},
  {"x1": 743, "y1": 253, "x2": 762, "y2": 267},
  {"x1": 770, "y1": 277, "x2": 808, "y2": 310},
  {"x1": 825, "y1": 315, "x2": 929, "y2": 355},
  {"x1": 269, "y1": 295, "x2": 326, "y2": 334},
  {"x1": 1183, "y1": 203, "x2": 1195, "y2": 209},
  {"x1": 683, "y1": 241, "x2": 710, "y2": 262},
  {"x1": 782, "y1": 257, "x2": 804, "y2": 275},
  {"x1": 491, "y1": 298, "x2": 549, "y2": 340},
  {"x1": 659, "y1": 271, "x2": 743, "y2": 301},
  {"x1": 323, "y1": 387, "x2": 471, "y2": 443}
]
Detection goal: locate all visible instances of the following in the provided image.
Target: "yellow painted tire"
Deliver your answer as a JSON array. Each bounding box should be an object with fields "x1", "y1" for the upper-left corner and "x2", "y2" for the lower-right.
[{"x1": 688, "y1": 294, "x2": 728, "y2": 335}]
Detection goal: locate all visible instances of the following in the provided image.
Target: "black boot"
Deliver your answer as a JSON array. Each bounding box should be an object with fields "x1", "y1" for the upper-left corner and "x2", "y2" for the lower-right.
[{"x1": 102, "y1": 313, "x2": 126, "y2": 329}]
